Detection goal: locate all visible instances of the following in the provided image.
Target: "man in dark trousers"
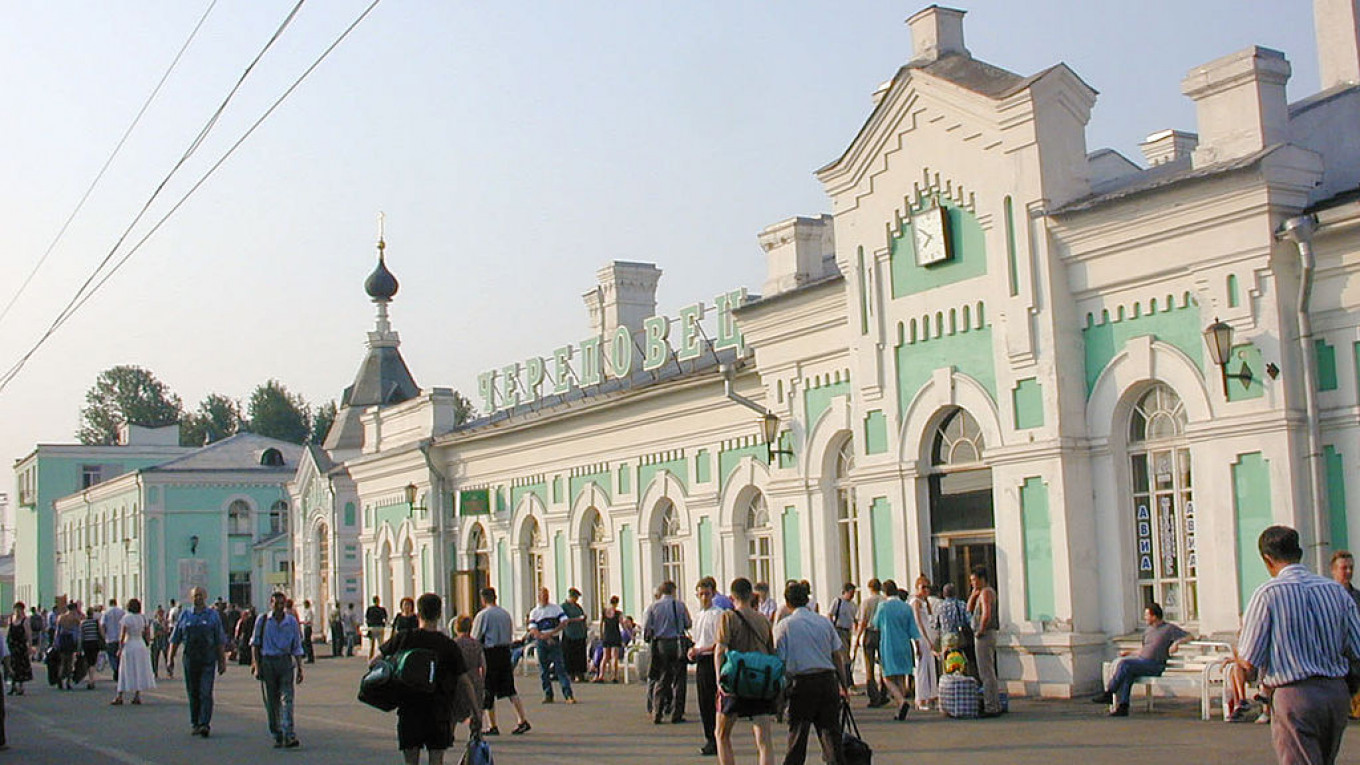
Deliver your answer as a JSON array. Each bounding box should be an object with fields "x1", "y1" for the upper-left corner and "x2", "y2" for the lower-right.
[
  {"x1": 643, "y1": 580, "x2": 692, "y2": 724},
  {"x1": 689, "y1": 577, "x2": 722, "y2": 757},
  {"x1": 251, "y1": 591, "x2": 305, "y2": 748},
  {"x1": 774, "y1": 580, "x2": 847, "y2": 765},
  {"x1": 365, "y1": 596, "x2": 389, "y2": 660},
  {"x1": 167, "y1": 587, "x2": 228, "y2": 738},
  {"x1": 377, "y1": 593, "x2": 481, "y2": 765},
  {"x1": 1238, "y1": 526, "x2": 1360, "y2": 765}
]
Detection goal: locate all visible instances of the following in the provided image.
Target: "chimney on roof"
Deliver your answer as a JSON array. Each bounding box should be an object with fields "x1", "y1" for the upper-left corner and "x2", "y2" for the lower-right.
[
  {"x1": 759, "y1": 215, "x2": 836, "y2": 298},
  {"x1": 906, "y1": 5, "x2": 969, "y2": 63},
  {"x1": 1181, "y1": 46, "x2": 1291, "y2": 168},
  {"x1": 1315, "y1": 0, "x2": 1360, "y2": 90},
  {"x1": 1139, "y1": 129, "x2": 1199, "y2": 166},
  {"x1": 583, "y1": 261, "x2": 662, "y2": 339}
]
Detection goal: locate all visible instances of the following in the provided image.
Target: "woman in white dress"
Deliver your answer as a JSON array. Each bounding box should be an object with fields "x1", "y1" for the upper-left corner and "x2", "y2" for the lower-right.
[
  {"x1": 111, "y1": 598, "x2": 155, "y2": 705},
  {"x1": 909, "y1": 576, "x2": 939, "y2": 710}
]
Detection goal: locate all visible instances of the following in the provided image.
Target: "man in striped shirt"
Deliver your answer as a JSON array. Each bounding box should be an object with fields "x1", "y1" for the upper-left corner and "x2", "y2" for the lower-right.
[{"x1": 1238, "y1": 525, "x2": 1360, "y2": 765}]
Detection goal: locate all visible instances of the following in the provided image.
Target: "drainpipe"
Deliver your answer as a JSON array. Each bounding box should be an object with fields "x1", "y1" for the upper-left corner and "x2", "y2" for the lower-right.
[
  {"x1": 720, "y1": 363, "x2": 770, "y2": 417},
  {"x1": 419, "y1": 439, "x2": 452, "y2": 605},
  {"x1": 1278, "y1": 213, "x2": 1328, "y2": 572}
]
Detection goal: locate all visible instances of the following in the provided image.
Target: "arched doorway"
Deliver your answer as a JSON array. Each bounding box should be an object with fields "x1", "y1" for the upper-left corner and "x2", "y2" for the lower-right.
[
  {"x1": 744, "y1": 491, "x2": 774, "y2": 587},
  {"x1": 315, "y1": 522, "x2": 331, "y2": 621},
  {"x1": 655, "y1": 500, "x2": 684, "y2": 587},
  {"x1": 833, "y1": 438, "x2": 861, "y2": 587},
  {"x1": 1127, "y1": 383, "x2": 1197, "y2": 623},
  {"x1": 401, "y1": 537, "x2": 416, "y2": 601},
  {"x1": 586, "y1": 509, "x2": 609, "y2": 618},
  {"x1": 469, "y1": 524, "x2": 491, "y2": 597},
  {"x1": 928, "y1": 408, "x2": 995, "y2": 598}
]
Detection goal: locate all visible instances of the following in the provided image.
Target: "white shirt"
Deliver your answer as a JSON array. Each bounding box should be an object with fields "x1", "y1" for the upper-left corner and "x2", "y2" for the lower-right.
[
  {"x1": 528, "y1": 603, "x2": 567, "y2": 638},
  {"x1": 300, "y1": 606, "x2": 314, "y2": 626},
  {"x1": 774, "y1": 606, "x2": 842, "y2": 676},
  {"x1": 102, "y1": 606, "x2": 125, "y2": 643},
  {"x1": 692, "y1": 605, "x2": 723, "y2": 653}
]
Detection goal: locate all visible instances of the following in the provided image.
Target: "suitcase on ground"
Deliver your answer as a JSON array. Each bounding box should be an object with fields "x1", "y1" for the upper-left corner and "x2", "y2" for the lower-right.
[{"x1": 939, "y1": 673, "x2": 980, "y2": 718}]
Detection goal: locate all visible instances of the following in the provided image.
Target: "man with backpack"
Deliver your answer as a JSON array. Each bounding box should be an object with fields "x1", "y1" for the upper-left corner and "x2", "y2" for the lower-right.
[
  {"x1": 251, "y1": 591, "x2": 305, "y2": 748},
  {"x1": 377, "y1": 593, "x2": 480, "y2": 765},
  {"x1": 714, "y1": 577, "x2": 777, "y2": 765}
]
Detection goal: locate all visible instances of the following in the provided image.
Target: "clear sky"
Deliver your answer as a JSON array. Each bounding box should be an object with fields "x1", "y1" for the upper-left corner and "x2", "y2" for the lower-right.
[{"x1": 0, "y1": 1, "x2": 1320, "y2": 525}]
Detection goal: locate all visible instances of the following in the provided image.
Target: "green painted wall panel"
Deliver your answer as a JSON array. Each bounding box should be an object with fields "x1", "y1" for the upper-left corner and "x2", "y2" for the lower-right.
[
  {"x1": 698, "y1": 516, "x2": 713, "y2": 578},
  {"x1": 1013, "y1": 378, "x2": 1044, "y2": 430},
  {"x1": 869, "y1": 497, "x2": 894, "y2": 581},
  {"x1": 569, "y1": 471, "x2": 611, "y2": 507},
  {"x1": 895, "y1": 328, "x2": 995, "y2": 418},
  {"x1": 718, "y1": 445, "x2": 769, "y2": 492},
  {"x1": 344, "y1": 502, "x2": 356, "y2": 526},
  {"x1": 1326, "y1": 445, "x2": 1349, "y2": 552},
  {"x1": 553, "y1": 532, "x2": 567, "y2": 600},
  {"x1": 638, "y1": 459, "x2": 687, "y2": 496},
  {"x1": 620, "y1": 525, "x2": 636, "y2": 617},
  {"x1": 552, "y1": 476, "x2": 563, "y2": 504},
  {"x1": 782, "y1": 507, "x2": 801, "y2": 580},
  {"x1": 496, "y1": 540, "x2": 508, "y2": 603},
  {"x1": 890, "y1": 202, "x2": 988, "y2": 298},
  {"x1": 695, "y1": 450, "x2": 712, "y2": 485},
  {"x1": 1020, "y1": 477, "x2": 1056, "y2": 621},
  {"x1": 804, "y1": 380, "x2": 852, "y2": 432},
  {"x1": 1225, "y1": 343, "x2": 1265, "y2": 402},
  {"x1": 1083, "y1": 298, "x2": 1202, "y2": 396},
  {"x1": 1232, "y1": 452, "x2": 1273, "y2": 612},
  {"x1": 510, "y1": 483, "x2": 548, "y2": 513},
  {"x1": 1316, "y1": 340, "x2": 1338, "y2": 392},
  {"x1": 864, "y1": 410, "x2": 889, "y2": 455},
  {"x1": 375, "y1": 502, "x2": 413, "y2": 534},
  {"x1": 617, "y1": 464, "x2": 632, "y2": 495}
]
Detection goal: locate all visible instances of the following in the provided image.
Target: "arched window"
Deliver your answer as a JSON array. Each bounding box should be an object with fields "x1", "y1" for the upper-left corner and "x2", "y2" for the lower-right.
[
  {"x1": 228, "y1": 500, "x2": 251, "y2": 535},
  {"x1": 269, "y1": 500, "x2": 288, "y2": 536},
  {"x1": 587, "y1": 510, "x2": 609, "y2": 616},
  {"x1": 261, "y1": 448, "x2": 285, "y2": 467},
  {"x1": 745, "y1": 492, "x2": 773, "y2": 587},
  {"x1": 526, "y1": 518, "x2": 546, "y2": 594},
  {"x1": 834, "y1": 438, "x2": 860, "y2": 587},
  {"x1": 657, "y1": 501, "x2": 683, "y2": 586},
  {"x1": 932, "y1": 408, "x2": 985, "y2": 466},
  {"x1": 1128, "y1": 383, "x2": 1197, "y2": 623}
]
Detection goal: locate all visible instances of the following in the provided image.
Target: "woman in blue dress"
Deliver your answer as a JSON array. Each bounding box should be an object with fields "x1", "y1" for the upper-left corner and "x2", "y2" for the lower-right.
[{"x1": 871, "y1": 579, "x2": 921, "y2": 720}]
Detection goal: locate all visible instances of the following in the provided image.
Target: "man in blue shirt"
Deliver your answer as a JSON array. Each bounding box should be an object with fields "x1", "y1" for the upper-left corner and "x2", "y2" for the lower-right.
[
  {"x1": 252, "y1": 591, "x2": 305, "y2": 748},
  {"x1": 1238, "y1": 525, "x2": 1360, "y2": 765},
  {"x1": 167, "y1": 587, "x2": 227, "y2": 738}
]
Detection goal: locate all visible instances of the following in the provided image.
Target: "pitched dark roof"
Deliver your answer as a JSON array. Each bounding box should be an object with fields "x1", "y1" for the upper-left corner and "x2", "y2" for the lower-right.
[
  {"x1": 340, "y1": 345, "x2": 419, "y2": 409},
  {"x1": 1049, "y1": 145, "x2": 1282, "y2": 215}
]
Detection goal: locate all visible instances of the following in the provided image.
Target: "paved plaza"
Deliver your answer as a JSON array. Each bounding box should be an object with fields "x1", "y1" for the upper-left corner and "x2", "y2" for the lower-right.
[{"x1": 0, "y1": 652, "x2": 1339, "y2": 764}]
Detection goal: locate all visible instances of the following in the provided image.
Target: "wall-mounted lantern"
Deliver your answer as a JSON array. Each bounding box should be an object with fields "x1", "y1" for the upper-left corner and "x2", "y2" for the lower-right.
[{"x1": 1203, "y1": 318, "x2": 1254, "y2": 396}]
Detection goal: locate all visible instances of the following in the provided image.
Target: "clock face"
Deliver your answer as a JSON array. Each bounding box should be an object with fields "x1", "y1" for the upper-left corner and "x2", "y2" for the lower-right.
[{"x1": 912, "y1": 205, "x2": 952, "y2": 266}]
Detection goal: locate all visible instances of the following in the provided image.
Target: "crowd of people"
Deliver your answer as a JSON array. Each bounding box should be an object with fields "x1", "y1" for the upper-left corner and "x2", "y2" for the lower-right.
[{"x1": 0, "y1": 522, "x2": 1357, "y2": 765}]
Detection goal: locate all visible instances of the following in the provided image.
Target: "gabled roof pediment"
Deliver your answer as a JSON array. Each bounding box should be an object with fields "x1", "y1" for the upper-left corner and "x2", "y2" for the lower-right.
[{"x1": 816, "y1": 54, "x2": 1096, "y2": 191}]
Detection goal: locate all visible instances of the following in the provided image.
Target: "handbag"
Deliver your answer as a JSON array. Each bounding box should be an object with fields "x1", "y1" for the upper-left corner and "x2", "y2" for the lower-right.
[
  {"x1": 459, "y1": 733, "x2": 494, "y2": 765},
  {"x1": 840, "y1": 699, "x2": 873, "y2": 765},
  {"x1": 673, "y1": 600, "x2": 695, "y2": 664}
]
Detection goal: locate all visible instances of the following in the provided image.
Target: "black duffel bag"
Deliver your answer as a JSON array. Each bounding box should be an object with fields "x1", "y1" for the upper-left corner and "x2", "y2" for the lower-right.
[{"x1": 841, "y1": 699, "x2": 872, "y2": 765}]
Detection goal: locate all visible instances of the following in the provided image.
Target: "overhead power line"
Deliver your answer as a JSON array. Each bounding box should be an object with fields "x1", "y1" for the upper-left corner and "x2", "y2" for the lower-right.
[
  {"x1": 0, "y1": 0, "x2": 219, "y2": 332},
  {"x1": 0, "y1": 0, "x2": 384, "y2": 395}
]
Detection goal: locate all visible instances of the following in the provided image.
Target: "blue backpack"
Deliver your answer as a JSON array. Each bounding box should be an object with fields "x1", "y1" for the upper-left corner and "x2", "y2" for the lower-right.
[{"x1": 718, "y1": 611, "x2": 784, "y2": 701}]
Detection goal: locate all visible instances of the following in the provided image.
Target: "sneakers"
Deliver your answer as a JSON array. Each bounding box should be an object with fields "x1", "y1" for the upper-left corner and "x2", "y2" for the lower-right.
[
  {"x1": 1107, "y1": 704, "x2": 1129, "y2": 717},
  {"x1": 484, "y1": 727, "x2": 500, "y2": 736},
  {"x1": 1227, "y1": 703, "x2": 1252, "y2": 723},
  {"x1": 511, "y1": 721, "x2": 531, "y2": 735}
]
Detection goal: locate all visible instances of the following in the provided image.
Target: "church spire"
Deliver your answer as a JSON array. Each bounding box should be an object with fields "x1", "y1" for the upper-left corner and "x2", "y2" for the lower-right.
[{"x1": 363, "y1": 212, "x2": 400, "y2": 345}]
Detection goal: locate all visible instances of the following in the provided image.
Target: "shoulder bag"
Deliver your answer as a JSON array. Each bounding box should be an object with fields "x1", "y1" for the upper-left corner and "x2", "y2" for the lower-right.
[
  {"x1": 673, "y1": 600, "x2": 694, "y2": 664},
  {"x1": 718, "y1": 610, "x2": 785, "y2": 700}
]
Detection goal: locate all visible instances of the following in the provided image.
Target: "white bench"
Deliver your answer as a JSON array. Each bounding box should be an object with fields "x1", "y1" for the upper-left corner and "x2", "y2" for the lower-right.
[{"x1": 1101, "y1": 640, "x2": 1233, "y2": 721}]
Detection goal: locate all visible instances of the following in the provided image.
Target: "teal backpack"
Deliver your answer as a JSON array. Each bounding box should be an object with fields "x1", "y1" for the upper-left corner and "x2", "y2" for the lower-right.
[{"x1": 718, "y1": 611, "x2": 784, "y2": 700}]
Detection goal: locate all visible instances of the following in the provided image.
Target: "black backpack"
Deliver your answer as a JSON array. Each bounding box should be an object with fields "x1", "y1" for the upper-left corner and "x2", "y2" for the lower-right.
[{"x1": 358, "y1": 647, "x2": 440, "y2": 712}]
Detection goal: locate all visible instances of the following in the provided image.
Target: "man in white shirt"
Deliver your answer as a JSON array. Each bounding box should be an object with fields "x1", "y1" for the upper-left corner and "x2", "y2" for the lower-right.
[
  {"x1": 689, "y1": 577, "x2": 723, "y2": 758},
  {"x1": 299, "y1": 600, "x2": 315, "y2": 664},
  {"x1": 527, "y1": 587, "x2": 575, "y2": 704},
  {"x1": 102, "y1": 598, "x2": 126, "y2": 681}
]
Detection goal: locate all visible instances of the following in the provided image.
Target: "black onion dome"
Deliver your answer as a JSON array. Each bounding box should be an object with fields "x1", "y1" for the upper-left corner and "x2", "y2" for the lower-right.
[{"x1": 364, "y1": 252, "x2": 399, "y2": 300}]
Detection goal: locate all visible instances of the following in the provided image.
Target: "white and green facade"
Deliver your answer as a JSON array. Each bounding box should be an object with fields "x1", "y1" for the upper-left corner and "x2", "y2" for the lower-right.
[
  {"x1": 51, "y1": 433, "x2": 302, "y2": 610},
  {"x1": 289, "y1": 4, "x2": 1360, "y2": 696},
  {"x1": 12, "y1": 424, "x2": 191, "y2": 609}
]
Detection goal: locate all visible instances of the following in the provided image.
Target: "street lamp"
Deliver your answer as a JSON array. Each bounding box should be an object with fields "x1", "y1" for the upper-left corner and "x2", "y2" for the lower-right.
[
  {"x1": 1203, "y1": 318, "x2": 1253, "y2": 396},
  {"x1": 404, "y1": 483, "x2": 419, "y2": 508},
  {"x1": 761, "y1": 412, "x2": 795, "y2": 462}
]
